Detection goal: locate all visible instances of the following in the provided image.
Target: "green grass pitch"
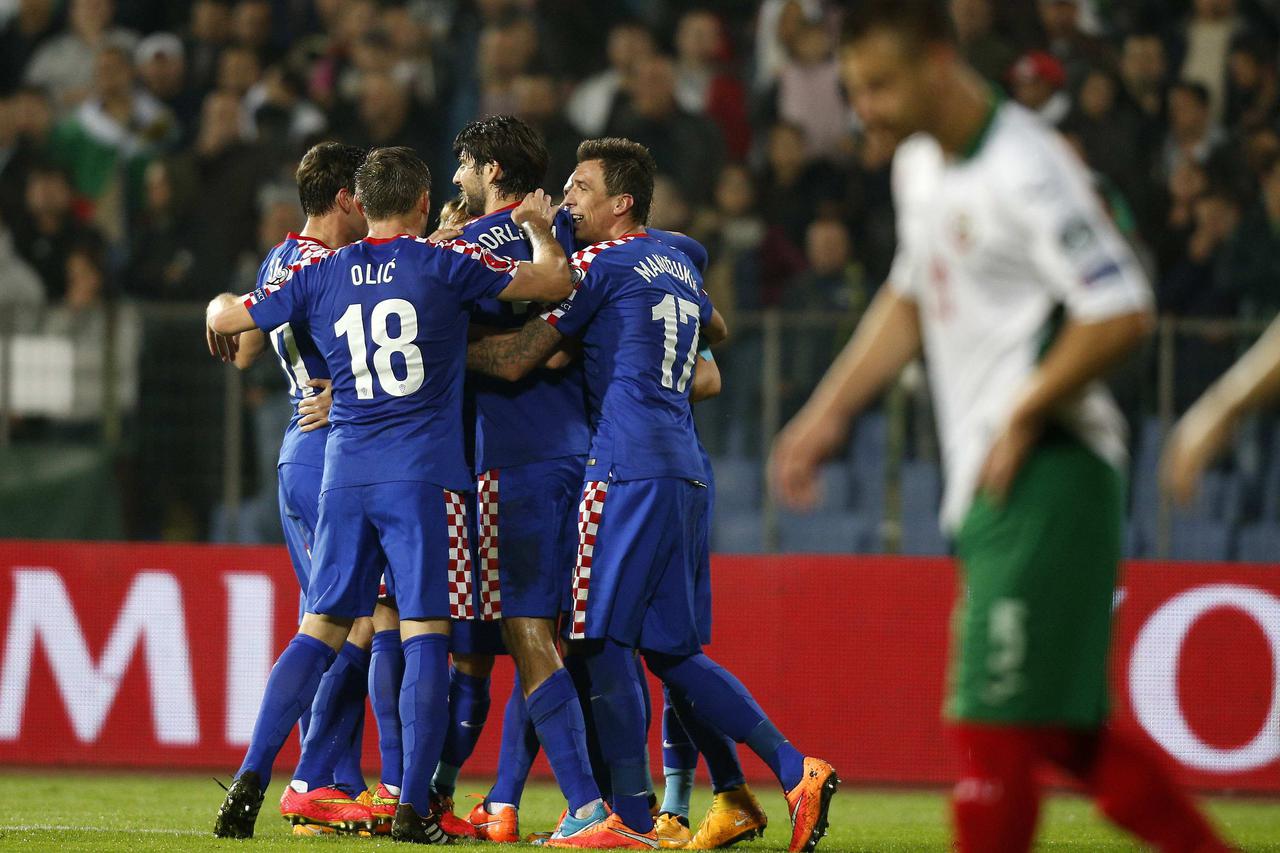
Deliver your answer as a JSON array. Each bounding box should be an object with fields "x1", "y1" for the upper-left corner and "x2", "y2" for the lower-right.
[{"x1": 0, "y1": 771, "x2": 1276, "y2": 851}]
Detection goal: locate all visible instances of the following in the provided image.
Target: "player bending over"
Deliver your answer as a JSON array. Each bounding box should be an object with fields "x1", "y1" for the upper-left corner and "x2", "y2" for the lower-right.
[
  {"x1": 468, "y1": 137, "x2": 839, "y2": 852},
  {"x1": 770, "y1": 4, "x2": 1231, "y2": 852},
  {"x1": 208, "y1": 146, "x2": 575, "y2": 843}
]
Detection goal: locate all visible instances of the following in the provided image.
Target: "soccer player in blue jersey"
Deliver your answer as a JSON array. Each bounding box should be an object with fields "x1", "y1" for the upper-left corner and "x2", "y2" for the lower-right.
[
  {"x1": 207, "y1": 146, "x2": 577, "y2": 843},
  {"x1": 206, "y1": 141, "x2": 396, "y2": 834},
  {"x1": 467, "y1": 138, "x2": 839, "y2": 852}
]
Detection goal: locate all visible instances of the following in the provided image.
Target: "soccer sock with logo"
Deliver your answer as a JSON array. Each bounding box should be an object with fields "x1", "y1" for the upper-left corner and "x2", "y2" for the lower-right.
[
  {"x1": 238, "y1": 633, "x2": 336, "y2": 788},
  {"x1": 564, "y1": 649, "x2": 612, "y2": 801},
  {"x1": 488, "y1": 673, "x2": 541, "y2": 807},
  {"x1": 526, "y1": 667, "x2": 602, "y2": 814},
  {"x1": 645, "y1": 651, "x2": 804, "y2": 791},
  {"x1": 660, "y1": 686, "x2": 697, "y2": 819},
  {"x1": 368, "y1": 629, "x2": 405, "y2": 790},
  {"x1": 1037, "y1": 727, "x2": 1229, "y2": 853},
  {"x1": 667, "y1": 688, "x2": 745, "y2": 794},
  {"x1": 949, "y1": 724, "x2": 1041, "y2": 853},
  {"x1": 399, "y1": 633, "x2": 451, "y2": 814},
  {"x1": 292, "y1": 642, "x2": 370, "y2": 792},
  {"x1": 433, "y1": 667, "x2": 491, "y2": 798},
  {"x1": 585, "y1": 639, "x2": 653, "y2": 832}
]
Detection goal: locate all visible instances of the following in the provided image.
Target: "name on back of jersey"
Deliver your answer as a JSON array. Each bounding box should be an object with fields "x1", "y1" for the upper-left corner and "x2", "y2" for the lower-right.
[
  {"x1": 633, "y1": 252, "x2": 697, "y2": 292},
  {"x1": 351, "y1": 260, "x2": 395, "y2": 286},
  {"x1": 473, "y1": 221, "x2": 563, "y2": 252}
]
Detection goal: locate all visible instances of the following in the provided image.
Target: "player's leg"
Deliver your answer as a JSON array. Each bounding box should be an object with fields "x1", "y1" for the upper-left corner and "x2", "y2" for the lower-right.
[
  {"x1": 277, "y1": 463, "x2": 320, "y2": 744},
  {"x1": 214, "y1": 485, "x2": 372, "y2": 838},
  {"x1": 433, "y1": 651, "x2": 494, "y2": 799},
  {"x1": 330, "y1": 616, "x2": 373, "y2": 794},
  {"x1": 373, "y1": 483, "x2": 465, "y2": 844},
  {"x1": 365, "y1": 599, "x2": 403, "y2": 834},
  {"x1": 473, "y1": 673, "x2": 541, "y2": 841}
]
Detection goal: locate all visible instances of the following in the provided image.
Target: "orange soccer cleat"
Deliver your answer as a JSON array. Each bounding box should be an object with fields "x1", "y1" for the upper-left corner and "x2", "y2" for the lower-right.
[
  {"x1": 432, "y1": 792, "x2": 478, "y2": 839},
  {"x1": 653, "y1": 812, "x2": 692, "y2": 849},
  {"x1": 468, "y1": 795, "x2": 521, "y2": 843},
  {"x1": 279, "y1": 784, "x2": 373, "y2": 833},
  {"x1": 686, "y1": 784, "x2": 768, "y2": 849},
  {"x1": 545, "y1": 804, "x2": 659, "y2": 849},
  {"x1": 362, "y1": 784, "x2": 398, "y2": 835},
  {"x1": 784, "y1": 757, "x2": 840, "y2": 852}
]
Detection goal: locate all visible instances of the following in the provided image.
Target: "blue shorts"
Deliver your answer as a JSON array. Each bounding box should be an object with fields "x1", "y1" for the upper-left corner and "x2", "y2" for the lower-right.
[
  {"x1": 567, "y1": 476, "x2": 706, "y2": 656},
  {"x1": 693, "y1": 474, "x2": 714, "y2": 645},
  {"x1": 279, "y1": 462, "x2": 322, "y2": 621},
  {"x1": 309, "y1": 482, "x2": 473, "y2": 621}
]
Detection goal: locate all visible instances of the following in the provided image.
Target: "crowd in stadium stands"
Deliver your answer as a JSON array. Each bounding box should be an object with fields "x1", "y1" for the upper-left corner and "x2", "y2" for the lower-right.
[{"x1": 2, "y1": 0, "x2": 1279, "y2": 544}]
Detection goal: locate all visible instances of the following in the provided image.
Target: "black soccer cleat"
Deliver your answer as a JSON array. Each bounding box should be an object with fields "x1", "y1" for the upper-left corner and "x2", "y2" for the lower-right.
[
  {"x1": 391, "y1": 802, "x2": 452, "y2": 844},
  {"x1": 214, "y1": 771, "x2": 265, "y2": 839}
]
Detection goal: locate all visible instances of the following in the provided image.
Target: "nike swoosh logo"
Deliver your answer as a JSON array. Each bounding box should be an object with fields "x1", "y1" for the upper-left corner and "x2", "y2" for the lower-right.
[
  {"x1": 460, "y1": 721, "x2": 482, "y2": 728},
  {"x1": 734, "y1": 817, "x2": 750, "y2": 826},
  {"x1": 661, "y1": 740, "x2": 678, "y2": 749},
  {"x1": 609, "y1": 827, "x2": 659, "y2": 847}
]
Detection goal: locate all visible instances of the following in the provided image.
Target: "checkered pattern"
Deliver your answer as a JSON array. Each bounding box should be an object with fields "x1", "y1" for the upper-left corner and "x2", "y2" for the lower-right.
[
  {"x1": 542, "y1": 236, "x2": 641, "y2": 327},
  {"x1": 474, "y1": 469, "x2": 502, "y2": 620},
  {"x1": 241, "y1": 249, "x2": 332, "y2": 308},
  {"x1": 421, "y1": 236, "x2": 523, "y2": 276},
  {"x1": 568, "y1": 480, "x2": 610, "y2": 640},
  {"x1": 444, "y1": 489, "x2": 474, "y2": 620}
]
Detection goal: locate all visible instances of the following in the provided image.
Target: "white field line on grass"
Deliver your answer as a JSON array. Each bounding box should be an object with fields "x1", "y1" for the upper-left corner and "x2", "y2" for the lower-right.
[{"x1": 5, "y1": 824, "x2": 208, "y2": 837}]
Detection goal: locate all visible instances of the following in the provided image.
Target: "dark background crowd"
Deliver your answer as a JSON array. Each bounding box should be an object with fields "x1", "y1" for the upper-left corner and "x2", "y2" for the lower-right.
[{"x1": 2, "y1": 0, "x2": 1279, "y2": 551}]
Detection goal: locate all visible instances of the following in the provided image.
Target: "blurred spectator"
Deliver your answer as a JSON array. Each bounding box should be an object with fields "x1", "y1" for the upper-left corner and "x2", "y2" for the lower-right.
[
  {"x1": 1162, "y1": 81, "x2": 1227, "y2": 180},
  {"x1": 649, "y1": 173, "x2": 694, "y2": 233},
  {"x1": 184, "y1": 0, "x2": 232, "y2": 94},
  {"x1": 217, "y1": 43, "x2": 261, "y2": 102},
  {"x1": 337, "y1": 70, "x2": 434, "y2": 153},
  {"x1": 752, "y1": 0, "x2": 822, "y2": 93},
  {"x1": 0, "y1": 213, "x2": 46, "y2": 333},
  {"x1": 1242, "y1": 123, "x2": 1280, "y2": 182},
  {"x1": 135, "y1": 32, "x2": 199, "y2": 140},
  {"x1": 126, "y1": 158, "x2": 197, "y2": 300},
  {"x1": 47, "y1": 41, "x2": 174, "y2": 241},
  {"x1": 673, "y1": 10, "x2": 750, "y2": 159},
  {"x1": 11, "y1": 162, "x2": 99, "y2": 300},
  {"x1": 244, "y1": 63, "x2": 326, "y2": 148},
  {"x1": 775, "y1": 20, "x2": 849, "y2": 162},
  {"x1": 1157, "y1": 159, "x2": 1209, "y2": 270},
  {"x1": 1118, "y1": 31, "x2": 1169, "y2": 143},
  {"x1": 1179, "y1": 0, "x2": 1239, "y2": 123},
  {"x1": 229, "y1": 0, "x2": 271, "y2": 56},
  {"x1": 511, "y1": 73, "x2": 579, "y2": 193},
  {"x1": 39, "y1": 234, "x2": 141, "y2": 428},
  {"x1": 179, "y1": 89, "x2": 268, "y2": 294},
  {"x1": 1064, "y1": 68, "x2": 1141, "y2": 194},
  {"x1": 951, "y1": 0, "x2": 1019, "y2": 84},
  {"x1": 1009, "y1": 50, "x2": 1070, "y2": 125},
  {"x1": 0, "y1": 85, "x2": 56, "y2": 223},
  {"x1": 0, "y1": 0, "x2": 60, "y2": 95},
  {"x1": 1036, "y1": 0, "x2": 1113, "y2": 87},
  {"x1": 566, "y1": 20, "x2": 655, "y2": 137},
  {"x1": 1225, "y1": 33, "x2": 1279, "y2": 131},
  {"x1": 757, "y1": 121, "x2": 844, "y2": 247},
  {"x1": 1224, "y1": 154, "x2": 1280, "y2": 318},
  {"x1": 380, "y1": 4, "x2": 440, "y2": 109},
  {"x1": 607, "y1": 55, "x2": 725, "y2": 204},
  {"x1": 477, "y1": 17, "x2": 538, "y2": 119},
  {"x1": 843, "y1": 127, "x2": 898, "y2": 286},
  {"x1": 25, "y1": 0, "x2": 138, "y2": 109},
  {"x1": 1161, "y1": 187, "x2": 1242, "y2": 316}
]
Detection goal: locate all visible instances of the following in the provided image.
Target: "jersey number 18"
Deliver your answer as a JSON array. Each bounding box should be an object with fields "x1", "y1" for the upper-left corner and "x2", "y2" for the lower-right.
[{"x1": 335, "y1": 299, "x2": 425, "y2": 399}]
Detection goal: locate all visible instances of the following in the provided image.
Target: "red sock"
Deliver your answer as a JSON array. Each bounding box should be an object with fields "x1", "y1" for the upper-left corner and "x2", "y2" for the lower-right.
[
  {"x1": 949, "y1": 724, "x2": 1041, "y2": 853},
  {"x1": 1032, "y1": 727, "x2": 1232, "y2": 853}
]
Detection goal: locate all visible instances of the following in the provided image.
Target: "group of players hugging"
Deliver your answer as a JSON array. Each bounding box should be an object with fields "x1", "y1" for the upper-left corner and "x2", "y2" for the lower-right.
[{"x1": 204, "y1": 117, "x2": 838, "y2": 850}]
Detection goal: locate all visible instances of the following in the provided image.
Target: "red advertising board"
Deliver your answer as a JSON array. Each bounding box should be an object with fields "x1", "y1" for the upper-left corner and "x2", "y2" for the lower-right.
[{"x1": 0, "y1": 540, "x2": 1276, "y2": 792}]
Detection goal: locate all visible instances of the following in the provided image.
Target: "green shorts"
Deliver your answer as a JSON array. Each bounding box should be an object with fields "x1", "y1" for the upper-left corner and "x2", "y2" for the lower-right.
[{"x1": 947, "y1": 437, "x2": 1123, "y2": 726}]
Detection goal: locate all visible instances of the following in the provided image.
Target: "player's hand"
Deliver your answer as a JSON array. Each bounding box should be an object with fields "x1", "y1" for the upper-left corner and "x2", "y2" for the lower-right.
[
  {"x1": 426, "y1": 226, "x2": 462, "y2": 243},
  {"x1": 512, "y1": 189, "x2": 555, "y2": 230},
  {"x1": 1161, "y1": 400, "x2": 1237, "y2": 506},
  {"x1": 769, "y1": 406, "x2": 849, "y2": 511},
  {"x1": 977, "y1": 412, "x2": 1042, "y2": 505},
  {"x1": 205, "y1": 322, "x2": 239, "y2": 362},
  {"x1": 298, "y1": 378, "x2": 333, "y2": 432}
]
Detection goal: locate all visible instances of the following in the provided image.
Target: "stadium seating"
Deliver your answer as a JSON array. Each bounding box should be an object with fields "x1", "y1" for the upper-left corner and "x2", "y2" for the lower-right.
[
  {"x1": 777, "y1": 509, "x2": 871, "y2": 553},
  {"x1": 1236, "y1": 523, "x2": 1280, "y2": 564},
  {"x1": 710, "y1": 455, "x2": 762, "y2": 512}
]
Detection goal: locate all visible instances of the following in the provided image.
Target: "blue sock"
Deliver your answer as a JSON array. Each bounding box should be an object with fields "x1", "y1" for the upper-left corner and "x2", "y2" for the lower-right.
[
  {"x1": 584, "y1": 640, "x2": 652, "y2": 833},
  {"x1": 238, "y1": 634, "x2": 335, "y2": 788},
  {"x1": 526, "y1": 668, "x2": 601, "y2": 813},
  {"x1": 564, "y1": 651, "x2": 611, "y2": 801},
  {"x1": 488, "y1": 673, "x2": 541, "y2": 807},
  {"x1": 660, "y1": 686, "x2": 697, "y2": 818},
  {"x1": 434, "y1": 667, "x2": 491, "y2": 797},
  {"x1": 636, "y1": 655, "x2": 656, "y2": 803},
  {"x1": 668, "y1": 686, "x2": 745, "y2": 794},
  {"x1": 645, "y1": 651, "x2": 804, "y2": 792},
  {"x1": 399, "y1": 633, "x2": 451, "y2": 814},
  {"x1": 333, "y1": 702, "x2": 367, "y2": 793},
  {"x1": 369, "y1": 630, "x2": 404, "y2": 789},
  {"x1": 293, "y1": 642, "x2": 370, "y2": 791}
]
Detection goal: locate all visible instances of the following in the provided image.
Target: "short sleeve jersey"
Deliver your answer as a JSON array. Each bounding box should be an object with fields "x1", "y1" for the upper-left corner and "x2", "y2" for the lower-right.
[
  {"x1": 256, "y1": 233, "x2": 334, "y2": 468},
  {"x1": 463, "y1": 205, "x2": 589, "y2": 472},
  {"x1": 888, "y1": 101, "x2": 1153, "y2": 530},
  {"x1": 246, "y1": 234, "x2": 521, "y2": 492},
  {"x1": 542, "y1": 233, "x2": 713, "y2": 482}
]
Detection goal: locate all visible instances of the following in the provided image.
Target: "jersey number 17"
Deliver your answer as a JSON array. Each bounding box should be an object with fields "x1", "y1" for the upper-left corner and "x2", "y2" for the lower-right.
[{"x1": 651, "y1": 294, "x2": 700, "y2": 394}]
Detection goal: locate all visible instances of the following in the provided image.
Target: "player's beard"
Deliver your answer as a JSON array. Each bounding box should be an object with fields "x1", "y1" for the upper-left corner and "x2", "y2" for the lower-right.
[{"x1": 460, "y1": 179, "x2": 486, "y2": 217}]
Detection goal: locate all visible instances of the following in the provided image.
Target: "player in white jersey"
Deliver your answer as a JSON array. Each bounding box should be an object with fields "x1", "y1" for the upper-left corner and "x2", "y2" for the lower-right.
[{"x1": 770, "y1": 3, "x2": 1231, "y2": 852}]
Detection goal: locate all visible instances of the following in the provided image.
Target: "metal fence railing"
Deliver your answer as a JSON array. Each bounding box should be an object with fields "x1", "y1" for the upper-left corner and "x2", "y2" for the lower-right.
[{"x1": 0, "y1": 301, "x2": 1274, "y2": 558}]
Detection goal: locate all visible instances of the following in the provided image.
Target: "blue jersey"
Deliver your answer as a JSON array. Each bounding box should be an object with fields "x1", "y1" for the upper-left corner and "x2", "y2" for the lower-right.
[
  {"x1": 645, "y1": 228, "x2": 708, "y2": 275},
  {"x1": 246, "y1": 234, "x2": 521, "y2": 491},
  {"x1": 257, "y1": 233, "x2": 334, "y2": 467},
  {"x1": 464, "y1": 205, "x2": 589, "y2": 472},
  {"x1": 543, "y1": 233, "x2": 713, "y2": 482}
]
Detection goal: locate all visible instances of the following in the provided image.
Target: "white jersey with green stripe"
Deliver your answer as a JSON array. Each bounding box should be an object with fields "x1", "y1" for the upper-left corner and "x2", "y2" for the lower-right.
[{"x1": 887, "y1": 100, "x2": 1153, "y2": 532}]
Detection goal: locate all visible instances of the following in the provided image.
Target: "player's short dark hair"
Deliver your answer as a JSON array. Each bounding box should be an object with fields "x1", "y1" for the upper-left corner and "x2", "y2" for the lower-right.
[
  {"x1": 354, "y1": 146, "x2": 432, "y2": 221},
  {"x1": 842, "y1": 0, "x2": 955, "y2": 50},
  {"x1": 295, "y1": 142, "x2": 366, "y2": 218},
  {"x1": 575, "y1": 137, "x2": 658, "y2": 225},
  {"x1": 452, "y1": 115, "x2": 548, "y2": 197}
]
